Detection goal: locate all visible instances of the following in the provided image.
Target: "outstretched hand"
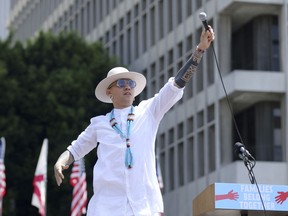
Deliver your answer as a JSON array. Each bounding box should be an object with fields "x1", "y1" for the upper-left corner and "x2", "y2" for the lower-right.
[
  {"x1": 197, "y1": 26, "x2": 215, "y2": 50},
  {"x1": 54, "y1": 162, "x2": 70, "y2": 186},
  {"x1": 54, "y1": 150, "x2": 74, "y2": 186}
]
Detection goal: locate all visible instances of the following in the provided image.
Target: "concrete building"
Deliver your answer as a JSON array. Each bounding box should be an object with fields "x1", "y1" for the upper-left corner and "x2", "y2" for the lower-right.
[
  {"x1": 0, "y1": 0, "x2": 10, "y2": 39},
  {"x1": 8, "y1": 0, "x2": 288, "y2": 215}
]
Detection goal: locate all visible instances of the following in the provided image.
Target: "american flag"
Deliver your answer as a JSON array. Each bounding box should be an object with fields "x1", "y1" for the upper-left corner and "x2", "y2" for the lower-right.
[
  {"x1": 31, "y1": 139, "x2": 48, "y2": 216},
  {"x1": 70, "y1": 158, "x2": 87, "y2": 216},
  {"x1": 0, "y1": 137, "x2": 6, "y2": 215}
]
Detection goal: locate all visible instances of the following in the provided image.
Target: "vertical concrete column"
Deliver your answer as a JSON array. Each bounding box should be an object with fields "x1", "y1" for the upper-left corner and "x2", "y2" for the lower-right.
[{"x1": 218, "y1": 14, "x2": 231, "y2": 75}]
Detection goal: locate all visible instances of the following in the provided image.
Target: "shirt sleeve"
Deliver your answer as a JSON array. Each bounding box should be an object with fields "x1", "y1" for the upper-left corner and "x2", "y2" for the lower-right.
[
  {"x1": 67, "y1": 118, "x2": 98, "y2": 161},
  {"x1": 140, "y1": 77, "x2": 184, "y2": 123}
]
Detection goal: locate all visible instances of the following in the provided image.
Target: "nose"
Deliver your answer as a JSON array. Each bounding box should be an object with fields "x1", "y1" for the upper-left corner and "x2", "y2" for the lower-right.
[{"x1": 124, "y1": 85, "x2": 131, "y2": 90}]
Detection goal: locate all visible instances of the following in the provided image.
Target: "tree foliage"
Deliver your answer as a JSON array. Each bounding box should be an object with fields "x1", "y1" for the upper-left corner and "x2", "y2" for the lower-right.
[{"x1": 0, "y1": 32, "x2": 117, "y2": 215}]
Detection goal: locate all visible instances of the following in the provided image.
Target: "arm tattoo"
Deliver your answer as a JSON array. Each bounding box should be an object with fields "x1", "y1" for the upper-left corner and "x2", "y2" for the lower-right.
[{"x1": 174, "y1": 47, "x2": 205, "y2": 88}]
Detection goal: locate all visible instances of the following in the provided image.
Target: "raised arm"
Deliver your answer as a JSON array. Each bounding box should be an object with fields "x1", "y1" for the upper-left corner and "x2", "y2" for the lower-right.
[{"x1": 174, "y1": 26, "x2": 215, "y2": 88}]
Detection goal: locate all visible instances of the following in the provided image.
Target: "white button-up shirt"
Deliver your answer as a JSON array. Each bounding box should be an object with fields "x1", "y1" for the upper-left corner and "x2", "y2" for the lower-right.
[{"x1": 67, "y1": 78, "x2": 183, "y2": 216}]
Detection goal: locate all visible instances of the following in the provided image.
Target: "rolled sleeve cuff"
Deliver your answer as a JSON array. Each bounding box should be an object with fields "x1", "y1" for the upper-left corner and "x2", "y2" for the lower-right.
[
  {"x1": 169, "y1": 77, "x2": 185, "y2": 90},
  {"x1": 67, "y1": 143, "x2": 81, "y2": 161}
]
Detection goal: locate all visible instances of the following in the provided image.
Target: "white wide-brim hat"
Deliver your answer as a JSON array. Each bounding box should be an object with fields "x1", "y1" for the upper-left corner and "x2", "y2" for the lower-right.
[{"x1": 95, "y1": 67, "x2": 147, "y2": 103}]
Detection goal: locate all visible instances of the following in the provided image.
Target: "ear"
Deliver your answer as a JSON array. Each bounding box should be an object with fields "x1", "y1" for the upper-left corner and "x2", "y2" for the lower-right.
[{"x1": 106, "y1": 89, "x2": 112, "y2": 96}]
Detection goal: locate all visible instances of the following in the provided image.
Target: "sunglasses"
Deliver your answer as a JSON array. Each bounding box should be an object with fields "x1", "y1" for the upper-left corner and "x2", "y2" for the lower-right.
[{"x1": 108, "y1": 79, "x2": 136, "y2": 89}]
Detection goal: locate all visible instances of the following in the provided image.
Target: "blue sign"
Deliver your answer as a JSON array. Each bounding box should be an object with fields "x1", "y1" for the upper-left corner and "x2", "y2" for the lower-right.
[{"x1": 214, "y1": 183, "x2": 288, "y2": 211}]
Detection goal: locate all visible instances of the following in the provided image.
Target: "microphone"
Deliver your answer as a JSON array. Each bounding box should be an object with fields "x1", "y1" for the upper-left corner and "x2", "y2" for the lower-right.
[
  {"x1": 234, "y1": 142, "x2": 254, "y2": 161},
  {"x1": 199, "y1": 12, "x2": 209, "y2": 31}
]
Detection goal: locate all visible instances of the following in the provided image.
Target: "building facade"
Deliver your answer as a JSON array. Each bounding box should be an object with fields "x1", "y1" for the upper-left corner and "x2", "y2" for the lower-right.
[
  {"x1": 8, "y1": 0, "x2": 288, "y2": 215},
  {"x1": 0, "y1": 0, "x2": 10, "y2": 39}
]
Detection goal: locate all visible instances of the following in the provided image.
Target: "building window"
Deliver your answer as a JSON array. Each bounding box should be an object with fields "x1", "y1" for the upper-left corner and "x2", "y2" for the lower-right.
[
  {"x1": 208, "y1": 104, "x2": 215, "y2": 122},
  {"x1": 151, "y1": 80, "x2": 156, "y2": 96},
  {"x1": 169, "y1": 147, "x2": 175, "y2": 190},
  {"x1": 197, "y1": 110, "x2": 204, "y2": 129},
  {"x1": 134, "y1": 21, "x2": 139, "y2": 58},
  {"x1": 233, "y1": 101, "x2": 282, "y2": 161},
  {"x1": 159, "y1": 56, "x2": 165, "y2": 71},
  {"x1": 177, "y1": 0, "x2": 182, "y2": 24},
  {"x1": 166, "y1": 69, "x2": 173, "y2": 81},
  {"x1": 150, "y1": 62, "x2": 156, "y2": 78},
  {"x1": 86, "y1": 2, "x2": 91, "y2": 34},
  {"x1": 273, "y1": 108, "x2": 282, "y2": 161},
  {"x1": 119, "y1": 34, "x2": 124, "y2": 62},
  {"x1": 232, "y1": 15, "x2": 280, "y2": 71},
  {"x1": 93, "y1": 0, "x2": 97, "y2": 27},
  {"x1": 105, "y1": 31, "x2": 110, "y2": 44},
  {"x1": 99, "y1": 0, "x2": 103, "y2": 22},
  {"x1": 127, "y1": 28, "x2": 132, "y2": 64},
  {"x1": 134, "y1": 3, "x2": 139, "y2": 18},
  {"x1": 178, "y1": 142, "x2": 184, "y2": 186},
  {"x1": 112, "y1": 0, "x2": 117, "y2": 9},
  {"x1": 158, "y1": 0, "x2": 164, "y2": 39},
  {"x1": 150, "y1": 6, "x2": 156, "y2": 46},
  {"x1": 168, "y1": 127, "x2": 174, "y2": 144},
  {"x1": 178, "y1": 122, "x2": 184, "y2": 139},
  {"x1": 119, "y1": 18, "x2": 124, "y2": 31},
  {"x1": 186, "y1": 0, "x2": 192, "y2": 17},
  {"x1": 168, "y1": 0, "x2": 173, "y2": 32},
  {"x1": 177, "y1": 42, "x2": 183, "y2": 59},
  {"x1": 208, "y1": 125, "x2": 216, "y2": 172},
  {"x1": 105, "y1": 0, "x2": 110, "y2": 16},
  {"x1": 127, "y1": 11, "x2": 131, "y2": 25},
  {"x1": 198, "y1": 131, "x2": 204, "y2": 177},
  {"x1": 142, "y1": 0, "x2": 147, "y2": 10},
  {"x1": 168, "y1": 49, "x2": 173, "y2": 65},
  {"x1": 186, "y1": 34, "x2": 193, "y2": 52},
  {"x1": 81, "y1": 8, "x2": 85, "y2": 36},
  {"x1": 142, "y1": 14, "x2": 147, "y2": 52},
  {"x1": 187, "y1": 116, "x2": 194, "y2": 134},
  {"x1": 196, "y1": 0, "x2": 202, "y2": 10},
  {"x1": 159, "y1": 133, "x2": 165, "y2": 149},
  {"x1": 112, "y1": 24, "x2": 117, "y2": 38},
  {"x1": 187, "y1": 137, "x2": 194, "y2": 182},
  {"x1": 141, "y1": 69, "x2": 148, "y2": 99},
  {"x1": 159, "y1": 74, "x2": 165, "y2": 89},
  {"x1": 184, "y1": 77, "x2": 193, "y2": 99}
]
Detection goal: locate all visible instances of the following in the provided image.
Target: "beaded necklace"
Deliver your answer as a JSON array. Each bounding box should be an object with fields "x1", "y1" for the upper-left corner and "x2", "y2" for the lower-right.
[{"x1": 110, "y1": 106, "x2": 135, "y2": 168}]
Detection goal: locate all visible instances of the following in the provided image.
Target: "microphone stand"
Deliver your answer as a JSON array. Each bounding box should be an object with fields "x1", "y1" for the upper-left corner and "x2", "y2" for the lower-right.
[
  {"x1": 242, "y1": 156, "x2": 256, "y2": 184},
  {"x1": 241, "y1": 156, "x2": 267, "y2": 216}
]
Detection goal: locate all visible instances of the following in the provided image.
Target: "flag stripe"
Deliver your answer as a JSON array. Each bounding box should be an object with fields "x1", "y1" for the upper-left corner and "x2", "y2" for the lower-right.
[
  {"x1": 0, "y1": 160, "x2": 6, "y2": 197},
  {"x1": 0, "y1": 137, "x2": 6, "y2": 215},
  {"x1": 70, "y1": 159, "x2": 87, "y2": 216}
]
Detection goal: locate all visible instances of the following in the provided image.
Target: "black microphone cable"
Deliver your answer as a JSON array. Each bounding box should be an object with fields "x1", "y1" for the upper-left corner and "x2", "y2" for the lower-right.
[
  {"x1": 199, "y1": 12, "x2": 245, "y2": 147},
  {"x1": 199, "y1": 12, "x2": 267, "y2": 216}
]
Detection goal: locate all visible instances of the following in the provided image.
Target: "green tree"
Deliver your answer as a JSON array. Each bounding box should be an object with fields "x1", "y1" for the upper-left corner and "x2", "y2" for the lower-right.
[{"x1": 0, "y1": 32, "x2": 118, "y2": 215}]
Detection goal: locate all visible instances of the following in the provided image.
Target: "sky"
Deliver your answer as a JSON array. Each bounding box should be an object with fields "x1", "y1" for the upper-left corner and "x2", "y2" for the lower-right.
[{"x1": 0, "y1": 0, "x2": 10, "y2": 40}]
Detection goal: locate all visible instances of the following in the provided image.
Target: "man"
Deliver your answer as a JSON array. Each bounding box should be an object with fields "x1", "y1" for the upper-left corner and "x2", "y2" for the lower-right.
[{"x1": 54, "y1": 26, "x2": 214, "y2": 216}]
